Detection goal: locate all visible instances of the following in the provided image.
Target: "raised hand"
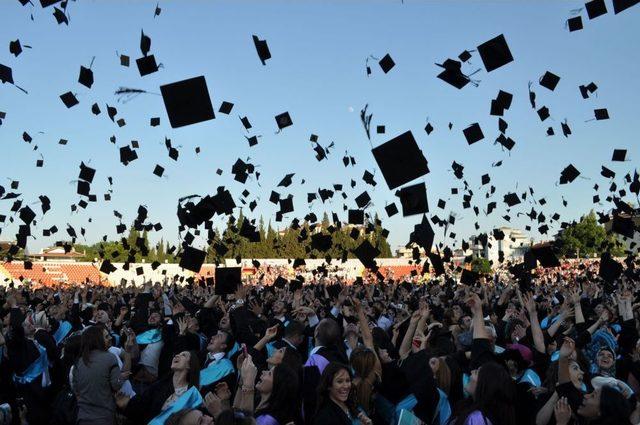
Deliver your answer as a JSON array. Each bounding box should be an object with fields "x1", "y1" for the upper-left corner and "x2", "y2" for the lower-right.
[
  {"x1": 559, "y1": 337, "x2": 575, "y2": 359},
  {"x1": 554, "y1": 397, "x2": 572, "y2": 425}
]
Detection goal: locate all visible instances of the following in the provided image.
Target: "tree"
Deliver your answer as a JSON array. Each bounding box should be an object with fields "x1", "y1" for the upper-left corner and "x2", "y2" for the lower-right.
[
  {"x1": 556, "y1": 211, "x2": 625, "y2": 258},
  {"x1": 471, "y1": 257, "x2": 492, "y2": 274}
]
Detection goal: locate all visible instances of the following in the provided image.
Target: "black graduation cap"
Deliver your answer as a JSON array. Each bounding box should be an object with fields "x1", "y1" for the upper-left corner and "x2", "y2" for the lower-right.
[
  {"x1": 377, "y1": 125, "x2": 385, "y2": 134},
  {"x1": 0, "y1": 63, "x2": 14, "y2": 84},
  {"x1": 379, "y1": 54, "x2": 395, "y2": 73},
  {"x1": 275, "y1": 112, "x2": 293, "y2": 130},
  {"x1": 385, "y1": 203, "x2": 399, "y2": 217},
  {"x1": 496, "y1": 134, "x2": 516, "y2": 151},
  {"x1": 463, "y1": 123, "x2": 484, "y2": 145},
  {"x1": 355, "y1": 191, "x2": 371, "y2": 209},
  {"x1": 53, "y1": 7, "x2": 68, "y2": 25},
  {"x1": 362, "y1": 170, "x2": 377, "y2": 186},
  {"x1": 537, "y1": 106, "x2": 550, "y2": 121},
  {"x1": 179, "y1": 246, "x2": 206, "y2": 273},
  {"x1": 372, "y1": 131, "x2": 429, "y2": 190},
  {"x1": 78, "y1": 66, "x2": 94, "y2": 89},
  {"x1": 60, "y1": 91, "x2": 79, "y2": 108},
  {"x1": 561, "y1": 121, "x2": 572, "y2": 137},
  {"x1": 278, "y1": 173, "x2": 295, "y2": 188},
  {"x1": 215, "y1": 267, "x2": 241, "y2": 295},
  {"x1": 476, "y1": 34, "x2": 514, "y2": 72},
  {"x1": 568, "y1": 16, "x2": 584, "y2": 31},
  {"x1": 396, "y1": 182, "x2": 428, "y2": 216},
  {"x1": 436, "y1": 59, "x2": 470, "y2": 89},
  {"x1": 160, "y1": 76, "x2": 215, "y2": 128},
  {"x1": 612, "y1": 149, "x2": 627, "y2": 162},
  {"x1": 119, "y1": 145, "x2": 138, "y2": 165},
  {"x1": 539, "y1": 71, "x2": 560, "y2": 91},
  {"x1": 352, "y1": 240, "x2": 380, "y2": 270},
  {"x1": 348, "y1": 209, "x2": 365, "y2": 225},
  {"x1": 601, "y1": 166, "x2": 616, "y2": 178},
  {"x1": 9, "y1": 39, "x2": 23, "y2": 57},
  {"x1": 559, "y1": 164, "x2": 580, "y2": 184},
  {"x1": 409, "y1": 214, "x2": 435, "y2": 254},
  {"x1": 460, "y1": 269, "x2": 480, "y2": 285},
  {"x1": 279, "y1": 196, "x2": 294, "y2": 214},
  {"x1": 425, "y1": 123, "x2": 434, "y2": 134},
  {"x1": 599, "y1": 252, "x2": 623, "y2": 283},
  {"x1": 586, "y1": 0, "x2": 608, "y2": 19},
  {"x1": 252, "y1": 35, "x2": 271, "y2": 65},
  {"x1": 153, "y1": 164, "x2": 164, "y2": 177},
  {"x1": 90, "y1": 103, "x2": 101, "y2": 115},
  {"x1": 594, "y1": 108, "x2": 610, "y2": 120},
  {"x1": 504, "y1": 193, "x2": 521, "y2": 207},
  {"x1": 136, "y1": 55, "x2": 159, "y2": 76},
  {"x1": 120, "y1": 55, "x2": 130, "y2": 67},
  {"x1": 240, "y1": 116, "x2": 252, "y2": 130},
  {"x1": 100, "y1": 259, "x2": 117, "y2": 274},
  {"x1": 613, "y1": 0, "x2": 640, "y2": 14},
  {"x1": 531, "y1": 245, "x2": 561, "y2": 268},
  {"x1": 219, "y1": 101, "x2": 234, "y2": 114},
  {"x1": 79, "y1": 162, "x2": 96, "y2": 183}
]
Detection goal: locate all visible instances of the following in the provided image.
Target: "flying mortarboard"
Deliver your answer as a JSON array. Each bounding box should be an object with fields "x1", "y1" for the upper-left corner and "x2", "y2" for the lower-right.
[
  {"x1": 586, "y1": 0, "x2": 608, "y2": 19},
  {"x1": 136, "y1": 55, "x2": 159, "y2": 76},
  {"x1": 396, "y1": 182, "x2": 429, "y2": 216},
  {"x1": 476, "y1": 34, "x2": 514, "y2": 72},
  {"x1": 612, "y1": 149, "x2": 627, "y2": 162},
  {"x1": 215, "y1": 267, "x2": 241, "y2": 295},
  {"x1": 160, "y1": 76, "x2": 215, "y2": 128},
  {"x1": 179, "y1": 246, "x2": 206, "y2": 273},
  {"x1": 252, "y1": 35, "x2": 271, "y2": 65},
  {"x1": 539, "y1": 71, "x2": 560, "y2": 91},
  {"x1": 372, "y1": 131, "x2": 429, "y2": 190},
  {"x1": 379, "y1": 54, "x2": 395, "y2": 73},
  {"x1": 463, "y1": 123, "x2": 484, "y2": 145}
]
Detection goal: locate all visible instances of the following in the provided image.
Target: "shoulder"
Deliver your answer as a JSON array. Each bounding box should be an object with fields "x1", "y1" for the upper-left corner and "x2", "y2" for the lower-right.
[
  {"x1": 465, "y1": 411, "x2": 492, "y2": 425},
  {"x1": 256, "y1": 414, "x2": 279, "y2": 425}
]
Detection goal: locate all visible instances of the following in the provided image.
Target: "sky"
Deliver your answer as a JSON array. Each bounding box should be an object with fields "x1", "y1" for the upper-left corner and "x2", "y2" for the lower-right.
[{"x1": 0, "y1": 0, "x2": 639, "y2": 256}]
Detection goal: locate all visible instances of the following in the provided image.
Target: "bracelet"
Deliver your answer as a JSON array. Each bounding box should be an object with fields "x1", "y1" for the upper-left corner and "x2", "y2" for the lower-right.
[{"x1": 241, "y1": 387, "x2": 255, "y2": 393}]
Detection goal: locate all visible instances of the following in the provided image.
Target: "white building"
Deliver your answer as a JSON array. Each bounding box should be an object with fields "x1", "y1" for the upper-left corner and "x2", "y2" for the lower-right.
[{"x1": 471, "y1": 227, "x2": 532, "y2": 264}]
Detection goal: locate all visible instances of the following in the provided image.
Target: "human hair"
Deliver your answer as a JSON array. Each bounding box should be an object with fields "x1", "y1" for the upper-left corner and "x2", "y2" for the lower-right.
[
  {"x1": 284, "y1": 320, "x2": 305, "y2": 339},
  {"x1": 350, "y1": 347, "x2": 378, "y2": 415},
  {"x1": 599, "y1": 385, "x2": 632, "y2": 425},
  {"x1": 215, "y1": 410, "x2": 257, "y2": 425},
  {"x1": 316, "y1": 318, "x2": 341, "y2": 347},
  {"x1": 80, "y1": 324, "x2": 107, "y2": 366},
  {"x1": 453, "y1": 362, "x2": 516, "y2": 425},
  {"x1": 165, "y1": 408, "x2": 194, "y2": 425},
  {"x1": 186, "y1": 350, "x2": 200, "y2": 389},
  {"x1": 433, "y1": 356, "x2": 452, "y2": 395},
  {"x1": 316, "y1": 362, "x2": 357, "y2": 417},
  {"x1": 256, "y1": 364, "x2": 301, "y2": 424},
  {"x1": 280, "y1": 346, "x2": 302, "y2": 374}
]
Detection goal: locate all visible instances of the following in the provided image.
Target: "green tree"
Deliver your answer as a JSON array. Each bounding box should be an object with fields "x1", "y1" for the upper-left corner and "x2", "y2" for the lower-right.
[
  {"x1": 556, "y1": 211, "x2": 625, "y2": 258},
  {"x1": 471, "y1": 257, "x2": 493, "y2": 274}
]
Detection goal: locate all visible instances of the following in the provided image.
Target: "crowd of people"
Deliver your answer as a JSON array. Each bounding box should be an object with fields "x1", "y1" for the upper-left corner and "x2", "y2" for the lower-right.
[{"x1": 0, "y1": 256, "x2": 639, "y2": 425}]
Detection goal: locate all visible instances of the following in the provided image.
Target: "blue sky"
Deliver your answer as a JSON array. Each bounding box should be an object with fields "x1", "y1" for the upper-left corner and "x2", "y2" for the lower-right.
[{"x1": 0, "y1": 0, "x2": 639, "y2": 255}]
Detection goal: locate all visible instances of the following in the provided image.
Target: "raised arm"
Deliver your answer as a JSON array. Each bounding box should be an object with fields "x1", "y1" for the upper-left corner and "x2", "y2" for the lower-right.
[
  {"x1": 522, "y1": 291, "x2": 545, "y2": 354},
  {"x1": 557, "y1": 337, "x2": 575, "y2": 385},
  {"x1": 399, "y1": 311, "x2": 421, "y2": 360}
]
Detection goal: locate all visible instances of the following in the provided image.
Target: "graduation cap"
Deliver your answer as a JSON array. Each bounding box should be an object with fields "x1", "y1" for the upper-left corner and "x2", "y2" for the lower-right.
[
  {"x1": 119, "y1": 146, "x2": 138, "y2": 165},
  {"x1": 612, "y1": 149, "x2": 627, "y2": 162},
  {"x1": 409, "y1": 214, "x2": 435, "y2": 254},
  {"x1": 354, "y1": 191, "x2": 371, "y2": 209},
  {"x1": 425, "y1": 122, "x2": 434, "y2": 135},
  {"x1": 150, "y1": 117, "x2": 160, "y2": 127},
  {"x1": 537, "y1": 106, "x2": 550, "y2": 121},
  {"x1": 460, "y1": 269, "x2": 480, "y2": 285},
  {"x1": 9, "y1": 39, "x2": 23, "y2": 57},
  {"x1": 252, "y1": 35, "x2": 271, "y2": 65},
  {"x1": 385, "y1": 203, "x2": 399, "y2": 217},
  {"x1": 372, "y1": 131, "x2": 429, "y2": 190},
  {"x1": 136, "y1": 55, "x2": 159, "y2": 76},
  {"x1": 219, "y1": 101, "x2": 234, "y2": 114},
  {"x1": 539, "y1": 71, "x2": 560, "y2": 91},
  {"x1": 477, "y1": 34, "x2": 513, "y2": 72},
  {"x1": 120, "y1": 55, "x2": 130, "y2": 67},
  {"x1": 99, "y1": 259, "x2": 117, "y2": 274},
  {"x1": 60, "y1": 92, "x2": 79, "y2": 108},
  {"x1": 594, "y1": 108, "x2": 610, "y2": 120},
  {"x1": 586, "y1": 0, "x2": 608, "y2": 19},
  {"x1": 153, "y1": 165, "x2": 164, "y2": 177},
  {"x1": 79, "y1": 162, "x2": 96, "y2": 183},
  {"x1": 352, "y1": 240, "x2": 380, "y2": 270},
  {"x1": 613, "y1": 0, "x2": 640, "y2": 14},
  {"x1": 599, "y1": 252, "x2": 623, "y2": 283},
  {"x1": 348, "y1": 209, "x2": 365, "y2": 225},
  {"x1": 379, "y1": 54, "x2": 395, "y2": 73},
  {"x1": 215, "y1": 267, "x2": 241, "y2": 295},
  {"x1": 53, "y1": 6, "x2": 68, "y2": 25},
  {"x1": 463, "y1": 123, "x2": 484, "y2": 145},
  {"x1": 436, "y1": 58, "x2": 471, "y2": 89},
  {"x1": 601, "y1": 166, "x2": 616, "y2": 179},
  {"x1": 559, "y1": 164, "x2": 580, "y2": 184},
  {"x1": 531, "y1": 245, "x2": 561, "y2": 268},
  {"x1": 275, "y1": 112, "x2": 293, "y2": 130},
  {"x1": 396, "y1": 182, "x2": 428, "y2": 216},
  {"x1": 561, "y1": 120, "x2": 572, "y2": 137},
  {"x1": 568, "y1": 16, "x2": 584, "y2": 31},
  {"x1": 160, "y1": 76, "x2": 215, "y2": 128},
  {"x1": 179, "y1": 246, "x2": 206, "y2": 273},
  {"x1": 278, "y1": 173, "x2": 295, "y2": 188},
  {"x1": 78, "y1": 66, "x2": 94, "y2": 89},
  {"x1": 504, "y1": 193, "x2": 521, "y2": 207},
  {"x1": 362, "y1": 170, "x2": 377, "y2": 186}
]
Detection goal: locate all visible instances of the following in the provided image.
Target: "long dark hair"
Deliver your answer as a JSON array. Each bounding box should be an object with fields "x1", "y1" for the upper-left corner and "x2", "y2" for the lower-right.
[
  {"x1": 316, "y1": 362, "x2": 358, "y2": 417},
  {"x1": 599, "y1": 386, "x2": 632, "y2": 425},
  {"x1": 80, "y1": 325, "x2": 107, "y2": 366},
  {"x1": 453, "y1": 362, "x2": 516, "y2": 425},
  {"x1": 186, "y1": 350, "x2": 200, "y2": 389},
  {"x1": 256, "y1": 364, "x2": 301, "y2": 424}
]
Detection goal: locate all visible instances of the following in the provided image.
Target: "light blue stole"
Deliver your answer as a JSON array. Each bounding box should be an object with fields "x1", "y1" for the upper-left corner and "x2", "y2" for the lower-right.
[
  {"x1": 266, "y1": 342, "x2": 277, "y2": 359},
  {"x1": 13, "y1": 340, "x2": 50, "y2": 387},
  {"x1": 136, "y1": 328, "x2": 162, "y2": 345},
  {"x1": 434, "y1": 388, "x2": 452, "y2": 425},
  {"x1": 148, "y1": 386, "x2": 203, "y2": 425},
  {"x1": 518, "y1": 368, "x2": 542, "y2": 387},
  {"x1": 53, "y1": 320, "x2": 72, "y2": 344},
  {"x1": 110, "y1": 331, "x2": 121, "y2": 348},
  {"x1": 226, "y1": 342, "x2": 240, "y2": 359},
  {"x1": 200, "y1": 358, "x2": 235, "y2": 387}
]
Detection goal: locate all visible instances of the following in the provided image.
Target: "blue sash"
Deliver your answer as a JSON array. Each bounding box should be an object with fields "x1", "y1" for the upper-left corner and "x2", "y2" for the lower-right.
[
  {"x1": 198, "y1": 333, "x2": 207, "y2": 351},
  {"x1": 226, "y1": 342, "x2": 240, "y2": 359},
  {"x1": 136, "y1": 328, "x2": 162, "y2": 345},
  {"x1": 13, "y1": 341, "x2": 50, "y2": 387},
  {"x1": 111, "y1": 331, "x2": 121, "y2": 348},
  {"x1": 435, "y1": 388, "x2": 452, "y2": 425},
  {"x1": 200, "y1": 358, "x2": 235, "y2": 387},
  {"x1": 394, "y1": 394, "x2": 418, "y2": 423},
  {"x1": 266, "y1": 342, "x2": 276, "y2": 359},
  {"x1": 518, "y1": 368, "x2": 542, "y2": 387},
  {"x1": 53, "y1": 320, "x2": 72, "y2": 344},
  {"x1": 148, "y1": 386, "x2": 203, "y2": 425}
]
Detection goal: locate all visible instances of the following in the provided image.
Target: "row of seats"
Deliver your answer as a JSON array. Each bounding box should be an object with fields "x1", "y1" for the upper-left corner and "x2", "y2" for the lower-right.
[{"x1": 1, "y1": 262, "x2": 102, "y2": 286}]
